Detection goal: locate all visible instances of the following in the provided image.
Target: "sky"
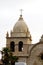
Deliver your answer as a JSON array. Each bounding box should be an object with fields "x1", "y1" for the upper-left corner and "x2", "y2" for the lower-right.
[{"x1": 0, "y1": 0, "x2": 43, "y2": 58}]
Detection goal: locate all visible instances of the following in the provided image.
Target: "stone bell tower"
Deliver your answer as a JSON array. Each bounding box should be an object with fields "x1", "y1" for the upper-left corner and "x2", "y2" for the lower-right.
[{"x1": 6, "y1": 13, "x2": 32, "y2": 64}]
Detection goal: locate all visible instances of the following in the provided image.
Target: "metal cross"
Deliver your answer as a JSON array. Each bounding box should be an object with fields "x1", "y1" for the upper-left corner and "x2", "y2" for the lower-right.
[{"x1": 20, "y1": 9, "x2": 23, "y2": 15}]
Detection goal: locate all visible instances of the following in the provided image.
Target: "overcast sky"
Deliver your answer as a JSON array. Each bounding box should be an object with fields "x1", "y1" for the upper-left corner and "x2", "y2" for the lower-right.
[{"x1": 0, "y1": 0, "x2": 43, "y2": 56}]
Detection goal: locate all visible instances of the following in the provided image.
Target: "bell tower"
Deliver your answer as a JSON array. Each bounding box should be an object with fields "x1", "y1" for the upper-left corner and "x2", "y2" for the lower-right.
[{"x1": 6, "y1": 13, "x2": 32, "y2": 64}]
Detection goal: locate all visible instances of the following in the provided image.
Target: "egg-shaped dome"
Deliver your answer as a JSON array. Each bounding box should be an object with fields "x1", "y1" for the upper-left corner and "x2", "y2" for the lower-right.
[
  {"x1": 11, "y1": 15, "x2": 32, "y2": 40},
  {"x1": 13, "y1": 15, "x2": 29, "y2": 33}
]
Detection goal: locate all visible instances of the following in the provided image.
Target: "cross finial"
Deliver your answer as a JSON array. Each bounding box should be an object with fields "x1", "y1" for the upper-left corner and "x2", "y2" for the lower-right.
[{"x1": 20, "y1": 9, "x2": 23, "y2": 15}]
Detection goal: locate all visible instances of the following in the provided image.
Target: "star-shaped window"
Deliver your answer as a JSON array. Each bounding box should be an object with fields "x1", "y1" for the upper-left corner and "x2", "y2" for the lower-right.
[
  {"x1": 38, "y1": 53, "x2": 43, "y2": 60},
  {"x1": 40, "y1": 53, "x2": 43, "y2": 60}
]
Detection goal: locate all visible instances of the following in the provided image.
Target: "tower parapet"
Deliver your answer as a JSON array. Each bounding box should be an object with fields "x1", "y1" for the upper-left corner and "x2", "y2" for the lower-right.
[{"x1": 40, "y1": 35, "x2": 43, "y2": 42}]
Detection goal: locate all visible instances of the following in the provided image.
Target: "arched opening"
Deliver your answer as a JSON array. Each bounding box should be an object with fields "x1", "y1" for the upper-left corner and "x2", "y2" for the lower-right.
[
  {"x1": 18, "y1": 41, "x2": 23, "y2": 51},
  {"x1": 10, "y1": 41, "x2": 15, "y2": 52}
]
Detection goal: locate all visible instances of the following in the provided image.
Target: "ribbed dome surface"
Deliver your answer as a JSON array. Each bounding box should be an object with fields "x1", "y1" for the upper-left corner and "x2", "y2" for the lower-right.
[{"x1": 13, "y1": 15, "x2": 29, "y2": 33}]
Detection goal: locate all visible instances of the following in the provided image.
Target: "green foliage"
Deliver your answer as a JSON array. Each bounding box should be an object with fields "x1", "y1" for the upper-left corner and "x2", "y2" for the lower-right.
[
  {"x1": 10, "y1": 56, "x2": 18, "y2": 62},
  {"x1": 3, "y1": 47, "x2": 10, "y2": 53},
  {"x1": 1, "y1": 47, "x2": 18, "y2": 65}
]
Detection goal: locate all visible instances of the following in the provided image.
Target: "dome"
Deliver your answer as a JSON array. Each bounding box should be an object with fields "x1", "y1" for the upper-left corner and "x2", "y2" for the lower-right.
[
  {"x1": 11, "y1": 15, "x2": 32, "y2": 40},
  {"x1": 13, "y1": 15, "x2": 29, "y2": 33}
]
